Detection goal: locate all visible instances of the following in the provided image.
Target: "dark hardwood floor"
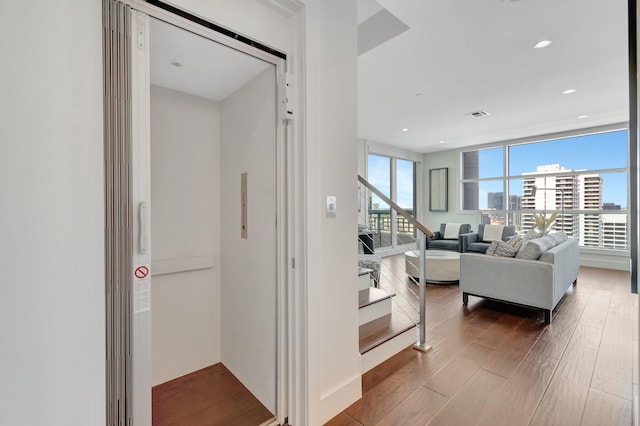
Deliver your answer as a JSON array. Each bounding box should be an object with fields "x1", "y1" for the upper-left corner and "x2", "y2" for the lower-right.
[
  {"x1": 152, "y1": 363, "x2": 274, "y2": 426},
  {"x1": 327, "y1": 255, "x2": 637, "y2": 426}
]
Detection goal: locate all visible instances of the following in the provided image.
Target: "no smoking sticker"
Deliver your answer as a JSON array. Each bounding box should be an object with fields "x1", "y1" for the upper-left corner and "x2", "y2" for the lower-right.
[
  {"x1": 135, "y1": 266, "x2": 149, "y2": 279},
  {"x1": 133, "y1": 265, "x2": 151, "y2": 313}
]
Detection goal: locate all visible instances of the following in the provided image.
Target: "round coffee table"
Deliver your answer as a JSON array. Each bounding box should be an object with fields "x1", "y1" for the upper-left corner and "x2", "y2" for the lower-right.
[{"x1": 404, "y1": 250, "x2": 460, "y2": 284}]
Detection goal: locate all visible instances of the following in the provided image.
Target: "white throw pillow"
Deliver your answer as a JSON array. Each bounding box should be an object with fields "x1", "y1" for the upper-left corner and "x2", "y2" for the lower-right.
[
  {"x1": 482, "y1": 225, "x2": 504, "y2": 242},
  {"x1": 443, "y1": 223, "x2": 461, "y2": 239}
]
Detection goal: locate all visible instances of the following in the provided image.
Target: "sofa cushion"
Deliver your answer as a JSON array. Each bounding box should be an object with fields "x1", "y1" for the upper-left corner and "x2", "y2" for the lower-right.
[
  {"x1": 428, "y1": 239, "x2": 460, "y2": 251},
  {"x1": 443, "y1": 223, "x2": 462, "y2": 239},
  {"x1": 516, "y1": 236, "x2": 557, "y2": 260},
  {"x1": 485, "y1": 236, "x2": 524, "y2": 257},
  {"x1": 482, "y1": 225, "x2": 504, "y2": 242},
  {"x1": 549, "y1": 232, "x2": 568, "y2": 245},
  {"x1": 467, "y1": 242, "x2": 490, "y2": 253}
]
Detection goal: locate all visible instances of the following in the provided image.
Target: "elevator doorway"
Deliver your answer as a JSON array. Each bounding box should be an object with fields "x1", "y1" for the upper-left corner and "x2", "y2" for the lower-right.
[{"x1": 145, "y1": 16, "x2": 279, "y2": 425}]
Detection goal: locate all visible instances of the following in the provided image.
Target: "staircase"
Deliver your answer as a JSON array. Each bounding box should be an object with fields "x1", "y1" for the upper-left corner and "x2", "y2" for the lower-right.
[
  {"x1": 358, "y1": 268, "x2": 417, "y2": 373},
  {"x1": 356, "y1": 174, "x2": 434, "y2": 373}
]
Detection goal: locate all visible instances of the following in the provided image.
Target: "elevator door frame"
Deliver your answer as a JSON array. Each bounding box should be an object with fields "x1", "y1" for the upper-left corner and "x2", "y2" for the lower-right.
[{"x1": 109, "y1": 1, "x2": 292, "y2": 424}]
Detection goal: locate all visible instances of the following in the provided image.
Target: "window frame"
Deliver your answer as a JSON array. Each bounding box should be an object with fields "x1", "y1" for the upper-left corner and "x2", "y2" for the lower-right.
[{"x1": 459, "y1": 125, "x2": 629, "y2": 251}]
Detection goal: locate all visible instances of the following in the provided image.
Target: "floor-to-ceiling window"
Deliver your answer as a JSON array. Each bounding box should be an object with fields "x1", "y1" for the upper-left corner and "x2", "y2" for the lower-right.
[
  {"x1": 460, "y1": 127, "x2": 629, "y2": 251},
  {"x1": 367, "y1": 154, "x2": 416, "y2": 250}
]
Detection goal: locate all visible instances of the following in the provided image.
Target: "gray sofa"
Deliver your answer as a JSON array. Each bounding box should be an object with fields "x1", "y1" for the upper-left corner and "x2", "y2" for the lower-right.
[
  {"x1": 426, "y1": 223, "x2": 471, "y2": 252},
  {"x1": 460, "y1": 224, "x2": 517, "y2": 253},
  {"x1": 460, "y1": 235, "x2": 579, "y2": 323}
]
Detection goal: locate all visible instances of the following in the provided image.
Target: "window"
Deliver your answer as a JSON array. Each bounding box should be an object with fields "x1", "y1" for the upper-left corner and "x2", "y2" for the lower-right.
[
  {"x1": 461, "y1": 129, "x2": 629, "y2": 250},
  {"x1": 366, "y1": 154, "x2": 416, "y2": 250}
]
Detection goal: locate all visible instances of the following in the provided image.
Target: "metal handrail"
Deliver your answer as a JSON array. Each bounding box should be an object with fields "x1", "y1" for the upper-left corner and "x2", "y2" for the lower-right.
[
  {"x1": 358, "y1": 175, "x2": 434, "y2": 238},
  {"x1": 358, "y1": 174, "x2": 432, "y2": 353}
]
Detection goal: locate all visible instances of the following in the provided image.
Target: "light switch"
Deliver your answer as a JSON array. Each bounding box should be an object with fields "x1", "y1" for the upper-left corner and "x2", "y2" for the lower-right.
[{"x1": 326, "y1": 195, "x2": 336, "y2": 218}]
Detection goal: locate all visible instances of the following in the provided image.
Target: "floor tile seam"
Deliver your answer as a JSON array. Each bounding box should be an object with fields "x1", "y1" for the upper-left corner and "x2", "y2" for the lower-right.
[
  {"x1": 587, "y1": 385, "x2": 633, "y2": 402},
  {"x1": 525, "y1": 345, "x2": 567, "y2": 426},
  {"x1": 344, "y1": 411, "x2": 364, "y2": 426},
  {"x1": 422, "y1": 368, "x2": 488, "y2": 421},
  {"x1": 367, "y1": 382, "x2": 428, "y2": 425}
]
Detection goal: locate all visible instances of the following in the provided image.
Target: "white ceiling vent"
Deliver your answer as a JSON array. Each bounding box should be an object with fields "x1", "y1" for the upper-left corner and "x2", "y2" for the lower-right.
[{"x1": 465, "y1": 110, "x2": 491, "y2": 118}]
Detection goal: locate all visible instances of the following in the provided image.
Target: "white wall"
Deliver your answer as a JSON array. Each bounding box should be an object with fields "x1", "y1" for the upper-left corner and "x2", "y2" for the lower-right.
[
  {"x1": 0, "y1": 1, "x2": 360, "y2": 424},
  {"x1": 149, "y1": 85, "x2": 221, "y2": 385},
  {"x1": 221, "y1": 67, "x2": 277, "y2": 412},
  {"x1": 423, "y1": 149, "x2": 479, "y2": 231},
  {"x1": 0, "y1": 2, "x2": 105, "y2": 425},
  {"x1": 304, "y1": 1, "x2": 361, "y2": 424}
]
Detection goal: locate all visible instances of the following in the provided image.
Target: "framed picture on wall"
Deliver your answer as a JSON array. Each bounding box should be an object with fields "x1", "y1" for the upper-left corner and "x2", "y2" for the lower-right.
[{"x1": 429, "y1": 167, "x2": 448, "y2": 212}]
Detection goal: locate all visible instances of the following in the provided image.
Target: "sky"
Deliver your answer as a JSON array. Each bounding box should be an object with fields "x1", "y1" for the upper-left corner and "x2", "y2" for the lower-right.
[
  {"x1": 368, "y1": 129, "x2": 628, "y2": 211},
  {"x1": 368, "y1": 155, "x2": 414, "y2": 209}
]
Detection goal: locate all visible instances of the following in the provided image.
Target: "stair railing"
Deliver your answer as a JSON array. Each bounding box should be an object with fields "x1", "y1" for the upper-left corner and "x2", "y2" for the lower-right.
[{"x1": 358, "y1": 175, "x2": 434, "y2": 352}]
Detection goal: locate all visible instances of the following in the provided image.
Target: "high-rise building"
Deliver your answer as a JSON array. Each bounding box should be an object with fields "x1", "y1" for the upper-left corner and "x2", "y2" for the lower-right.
[
  {"x1": 487, "y1": 192, "x2": 503, "y2": 210},
  {"x1": 521, "y1": 164, "x2": 579, "y2": 236},
  {"x1": 579, "y1": 174, "x2": 603, "y2": 247},
  {"x1": 520, "y1": 165, "x2": 604, "y2": 246},
  {"x1": 602, "y1": 214, "x2": 628, "y2": 249}
]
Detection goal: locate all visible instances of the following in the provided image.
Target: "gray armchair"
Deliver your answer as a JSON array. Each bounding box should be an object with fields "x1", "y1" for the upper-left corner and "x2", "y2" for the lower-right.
[
  {"x1": 426, "y1": 223, "x2": 472, "y2": 252},
  {"x1": 460, "y1": 224, "x2": 517, "y2": 253}
]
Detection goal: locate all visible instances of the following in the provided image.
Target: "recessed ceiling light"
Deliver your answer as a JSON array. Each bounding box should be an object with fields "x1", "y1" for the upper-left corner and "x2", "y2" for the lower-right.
[
  {"x1": 533, "y1": 40, "x2": 552, "y2": 49},
  {"x1": 562, "y1": 89, "x2": 576, "y2": 95},
  {"x1": 415, "y1": 93, "x2": 423, "y2": 97},
  {"x1": 578, "y1": 115, "x2": 589, "y2": 119},
  {"x1": 171, "y1": 61, "x2": 183, "y2": 67},
  {"x1": 439, "y1": 140, "x2": 445, "y2": 144},
  {"x1": 401, "y1": 128, "x2": 409, "y2": 132}
]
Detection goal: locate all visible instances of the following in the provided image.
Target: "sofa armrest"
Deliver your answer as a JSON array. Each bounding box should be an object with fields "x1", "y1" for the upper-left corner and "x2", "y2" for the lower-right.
[
  {"x1": 460, "y1": 254, "x2": 554, "y2": 310},
  {"x1": 459, "y1": 232, "x2": 478, "y2": 253}
]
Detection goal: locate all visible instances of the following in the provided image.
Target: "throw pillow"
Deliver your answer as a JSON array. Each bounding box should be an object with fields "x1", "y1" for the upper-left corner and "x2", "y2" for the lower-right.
[
  {"x1": 516, "y1": 236, "x2": 556, "y2": 260},
  {"x1": 482, "y1": 225, "x2": 504, "y2": 242},
  {"x1": 485, "y1": 239, "x2": 522, "y2": 257},
  {"x1": 443, "y1": 223, "x2": 461, "y2": 239},
  {"x1": 524, "y1": 229, "x2": 544, "y2": 241},
  {"x1": 549, "y1": 232, "x2": 568, "y2": 245}
]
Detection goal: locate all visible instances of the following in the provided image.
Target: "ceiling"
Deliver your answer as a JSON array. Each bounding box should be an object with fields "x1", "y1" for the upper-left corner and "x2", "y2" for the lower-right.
[
  {"x1": 150, "y1": 17, "x2": 271, "y2": 102},
  {"x1": 358, "y1": 0, "x2": 629, "y2": 153},
  {"x1": 149, "y1": 1, "x2": 629, "y2": 154}
]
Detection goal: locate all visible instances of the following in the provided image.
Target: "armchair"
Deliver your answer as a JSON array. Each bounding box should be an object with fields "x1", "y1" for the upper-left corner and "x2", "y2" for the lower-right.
[
  {"x1": 426, "y1": 223, "x2": 471, "y2": 252},
  {"x1": 460, "y1": 224, "x2": 517, "y2": 254}
]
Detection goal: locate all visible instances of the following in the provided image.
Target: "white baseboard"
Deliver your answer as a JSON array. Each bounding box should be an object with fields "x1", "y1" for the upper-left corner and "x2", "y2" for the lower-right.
[{"x1": 317, "y1": 374, "x2": 362, "y2": 425}]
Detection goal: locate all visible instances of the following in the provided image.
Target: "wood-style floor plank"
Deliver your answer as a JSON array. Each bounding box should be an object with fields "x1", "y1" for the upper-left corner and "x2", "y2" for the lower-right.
[
  {"x1": 580, "y1": 388, "x2": 632, "y2": 426},
  {"x1": 477, "y1": 352, "x2": 560, "y2": 426},
  {"x1": 591, "y1": 313, "x2": 633, "y2": 400},
  {"x1": 423, "y1": 342, "x2": 495, "y2": 397},
  {"x1": 426, "y1": 369, "x2": 506, "y2": 426},
  {"x1": 324, "y1": 412, "x2": 363, "y2": 426},
  {"x1": 328, "y1": 258, "x2": 635, "y2": 426},
  {"x1": 344, "y1": 359, "x2": 426, "y2": 424},
  {"x1": 152, "y1": 363, "x2": 273, "y2": 426},
  {"x1": 361, "y1": 345, "x2": 423, "y2": 392},
  {"x1": 529, "y1": 344, "x2": 598, "y2": 426},
  {"x1": 373, "y1": 385, "x2": 448, "y2": 426}
]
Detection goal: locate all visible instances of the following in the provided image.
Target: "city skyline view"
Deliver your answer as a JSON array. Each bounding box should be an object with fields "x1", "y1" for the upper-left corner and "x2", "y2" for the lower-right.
[{"x1": 368, "y1": 129, "x2": 628, "y2": 212}]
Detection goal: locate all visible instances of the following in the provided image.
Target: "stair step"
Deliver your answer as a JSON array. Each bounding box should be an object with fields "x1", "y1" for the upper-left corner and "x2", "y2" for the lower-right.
[
  {"x1": 358, "y1": 287, "x2": 394, "y2": 309},
  {"x1": 358, "y1": 287, "x2": 394, "y2": 326},
  {"x1": 358, "y1": 270, "x2": 372, "y2": 291},
  {"x1": 359, "y1": 305, "x2": 416, "y2": 355},
  {"x1": 358, "y1": 267, "x2": 374, "y2": 276}
]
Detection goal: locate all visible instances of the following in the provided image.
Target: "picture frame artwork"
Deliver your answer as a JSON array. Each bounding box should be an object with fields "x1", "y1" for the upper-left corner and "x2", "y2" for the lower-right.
[{"x1": 429, "y1": 167, "x2": 448, "y2": 212}]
